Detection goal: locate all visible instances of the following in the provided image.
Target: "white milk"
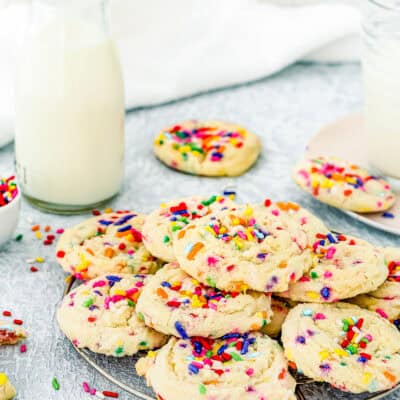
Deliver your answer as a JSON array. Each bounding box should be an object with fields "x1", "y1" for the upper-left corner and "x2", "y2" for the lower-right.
[
  {"x1": 363, "y1": 38, "x2": 400, "y2": 180},
  {"x1": 15, "y1": 18, "x2": 125, "y2": 206}
]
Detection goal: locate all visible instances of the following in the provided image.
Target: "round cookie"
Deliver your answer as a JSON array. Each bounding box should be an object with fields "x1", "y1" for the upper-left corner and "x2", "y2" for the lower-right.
[
  {"x1": 281, "y1": 232, "x2": 387, "y2": 302},
  {"x1": 0, "y1": 373, "x2": 16, "y2": 400},
  {"x1": 293, "y1": 156, "x2": 395, "y2": 212},
  {"x1": 143, "y1": 195, "x2": 235, "y2": 262},
  {"x1": 136, "y1": 332, "x2": 296, "y2": 400},
  {"x1": 173, "y1": 202, "x2": 328, "y2": 293},
  {"x1": 263, "y1": 297, "x2": 294, "y2": 338},
  {"x1": 57, "y1": 274, "x2": 168, "y2": 356},
  {"x1": 282, "y1": 302, "x2": 400, "y2": 394},
  {"x1": 136, "y1": 262, "x2": 272, "y2": 339},
  {"x1": 153, "y1": 120, "x2": 261, "y2": 176},
  {"x1": 56, "y1": 211, "x2": 162, "y2": 280},
  {"x1": 0, "y1": 321, "x2": 27, "y2": 345},
  {"x1": 350, "y1": 247, "x2": 400, "y2": 321}
]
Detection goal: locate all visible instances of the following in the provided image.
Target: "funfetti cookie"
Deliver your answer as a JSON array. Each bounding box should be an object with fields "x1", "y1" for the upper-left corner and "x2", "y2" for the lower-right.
[
  {"x1": 153, "y1": 120, "x2": 261, "y2": 176},
  {"x1": 0, "y1": 322, "x2": 27, "y2": 345},
  {"x1": 56, "y1": 211, "x2": 162, "y2": 280},
  {"x1": 350, "y1": 247, "x2": 400, "y2": 322},
  {"x1": 142, "y1": 195, "x2": 235, "y2": 262},
  {"x1": 0, "y1": 373, "x2": 16, "y2": 400},
  {"x1": 282, "y1": 302, "x2": 400, "y2": 394},
  {"x1": 262, "y1": 297, "x2": 294, "y2": 338},
  {"x1": 293, "y1": 156, "x2": 395, "y2": 212},
  {"x1": 136, "y1": 262, "x2": 271, "y2": 339},
  {"x1": 136, "y1": 332, "x2": 296, "y2": 400},
  {"x1": 281, "y1": 232, "x2": 387, "y2": 303},
  {"x1": 56, "y1": 274, "x2": 168, "y2": 356},
  {"x1": 173, "y1": 202, "x2": 328, "y2": 293}
]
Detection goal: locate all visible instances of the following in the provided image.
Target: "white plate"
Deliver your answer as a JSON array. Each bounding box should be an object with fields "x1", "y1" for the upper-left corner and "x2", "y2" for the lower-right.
[{"x1": 306, "y1": 113, "x2": 400, "y2": 236}]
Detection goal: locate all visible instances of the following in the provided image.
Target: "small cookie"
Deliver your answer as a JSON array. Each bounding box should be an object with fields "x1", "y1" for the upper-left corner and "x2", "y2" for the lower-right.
[
  {"x1": 56, "y1": 274, "x2": 168, "y2": 356},
  {"x1": 56, "y1": 211, "x2": 162, "y2": 280},
  {"x1": 282, "y1": 302, "x2": 400, "y2": 394},
  {"x1": 143, "y1": 195, "x2": 235, "y2": 262},
  {"x1": 173, "y1": 202, "x2": 327, "y2": 292},
  {"x1": 263, "y1": 297, "x2": 294, "y2": 338},
  {"x1": 350, "y1": 247, "x2": 400, "y2": 321},
  {"x1": 0, "y1": 322, "x2": 27, "y2": 345},
  {"x1": 153, "y1": 120, "x2": 261, "y2": 176},
  {"x1": 136, "y1": 262, "x2": 272, "y2": 338},
  {"x1": 136, "y1": 333, "x2": 296, "y2": 400},
  {"x1": 0, "y1": 373, "x2": 16, "y2": 400},
  {"x1": 281, "y1": 232, "x2": 387, "y2": 302},
  {"x1": 293, "y1": 156, "x2": 395, "y2": 212}
]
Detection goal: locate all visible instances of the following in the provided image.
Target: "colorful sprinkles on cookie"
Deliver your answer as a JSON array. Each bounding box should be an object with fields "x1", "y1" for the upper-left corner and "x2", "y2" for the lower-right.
[
  {"x1": 293, "y1": 156, "x2": 396, "y2": 212},
  {"x1": 186, "y1": 333, "x2": 259, "y2": 378},
  {"x1": 57, "y1": 274, "x2": 167, "y2": 357},
  {"x1": 56, "y1": 210, "x2": 161, "y2": 280},
  {"x1": 153, "y1": 120, "x2": 261, "y2": 176},
  {"x1": 173, "y1": 202, "x2": 325, "y2": 293},
  {"x1": 204, "y1": 206, "x2": 269, "y2": 251},
  {"x1": 0, "y1": 175, "x2": 18, "y2": 207},
  {"x1": 283, "y1": 231, "x2": 387, "y2": 303},
  {"x1": 164, "y1": 195, "x2": 230, "y2": 240},
  {"x1": 282, "y1": 303, "x2": 400, "y2": 393},
  {"x1": 156, "y1": 123, "x2": 245, "y2": 162},
  {"x1": 143, "y1": 195, "x2": 235, "y2": 262},
  {"x1": 349, "y1": 248, "x2": 400, "y2": 324},
  {"x1": 137, "y1": 263, "x2": 271, "y2": 338},
  {"x1": 137, "y1": 332, "x2": 296, "y2": 400}
]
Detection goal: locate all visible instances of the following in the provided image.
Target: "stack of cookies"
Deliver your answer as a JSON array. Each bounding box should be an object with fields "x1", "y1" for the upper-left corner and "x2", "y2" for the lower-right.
[{"x1": 56, "y1": 196, "x2": 400, "y2": 399}]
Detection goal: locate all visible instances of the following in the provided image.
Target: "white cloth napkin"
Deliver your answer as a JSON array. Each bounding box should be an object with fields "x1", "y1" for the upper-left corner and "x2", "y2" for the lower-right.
[{"x1": 0, "y1": 0, "x2": 360, "y2": 147}]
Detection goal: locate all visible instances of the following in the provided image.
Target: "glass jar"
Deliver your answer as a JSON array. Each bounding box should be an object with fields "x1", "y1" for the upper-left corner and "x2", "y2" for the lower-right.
[
  {"x1": 15, "y1": 0, "x2": 125, "y2": 214},
  {"x1": 362, "y1": 0, "x2": 400, "y2": 181}
]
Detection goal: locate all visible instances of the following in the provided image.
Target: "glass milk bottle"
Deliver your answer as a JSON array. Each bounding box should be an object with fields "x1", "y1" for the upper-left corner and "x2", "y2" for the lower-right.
[
  {"x1": 362, "y1": 0, "x2": 400, "y2": 182},
  {"x1": 15, "y1": 0, "x2": 125, "y2": 214}
]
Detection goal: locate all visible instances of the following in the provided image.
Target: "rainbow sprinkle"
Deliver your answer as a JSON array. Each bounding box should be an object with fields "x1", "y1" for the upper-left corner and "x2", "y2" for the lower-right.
[
  {"x1": 155, "y1": 123, "x2": 247, "y2": 164},
  {"x1": 186, "y1": 333, "x2": 258, "y2": 379},
  {"x1": 0, "y1": 176, "x2": 18, "y2": 207}
]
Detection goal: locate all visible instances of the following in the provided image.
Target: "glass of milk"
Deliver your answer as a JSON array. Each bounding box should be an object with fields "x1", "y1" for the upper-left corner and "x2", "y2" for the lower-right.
[
  {"x1": 15, "y1": 0, "x2": 125, "y2": 214},
  {"x1": 363, "y1": 0, "x2": 400, "y2": 182}
]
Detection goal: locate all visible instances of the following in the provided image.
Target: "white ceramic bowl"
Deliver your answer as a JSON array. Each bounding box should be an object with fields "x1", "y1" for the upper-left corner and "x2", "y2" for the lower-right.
[{"x1": 0, "y1": 190, "x2": 21, "y2": 248}]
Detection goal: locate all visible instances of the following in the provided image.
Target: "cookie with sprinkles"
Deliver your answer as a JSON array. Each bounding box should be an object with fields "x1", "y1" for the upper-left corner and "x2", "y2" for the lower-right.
[
  {"x1": 142, "y1": 195, "x2": 235, "y2": 262},
  {"x1": 350, "y1": 247, "x2": 400, "y2": 322},
  {"x1": 293, "y1": 156, "x2": 396, "y2": 212},
  {"x1": 281, "y1": 232, "x2": 387, "y2": 302},
  {"x1": 56, "y1": 274, "x2": 168, "y2": 356},
  {"x1": 0, "y1": 321, "x2": 27, "y2": 345},
  {"x1": 173, "y1": 203, "x2": 325, "y2": 293},
  {"x1": 56, "y1": 211, "x2": 163, "y2": 280},
  {"x1": 153, "y1": 120, "x2": 261, "y2": 176},
  {"x1": 282, "y1": 302, "x2": 400, "y2": 393},
  {"x1": 0, "y1": 373, "x2": 16, "y2": 400},
  {"x1": 262, "y1": 297, "x2": 295, "y2": 338},
  {"x1": 136, "y1": 332, "x2": 296, "y2": 400},
  {"x1": 136, "y1": 262, "x2": 272, "y2": 339}
]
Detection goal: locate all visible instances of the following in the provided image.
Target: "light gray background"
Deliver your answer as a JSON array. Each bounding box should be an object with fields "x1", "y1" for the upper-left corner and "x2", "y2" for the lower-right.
[{"x1": 0, "y1": 63, "x2": 399, "y2": 399}]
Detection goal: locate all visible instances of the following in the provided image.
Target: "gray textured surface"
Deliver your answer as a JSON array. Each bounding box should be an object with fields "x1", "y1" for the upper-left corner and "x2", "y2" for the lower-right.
[{"x1": 0, "y1": 63, "x2": 399, "y2": 400}]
